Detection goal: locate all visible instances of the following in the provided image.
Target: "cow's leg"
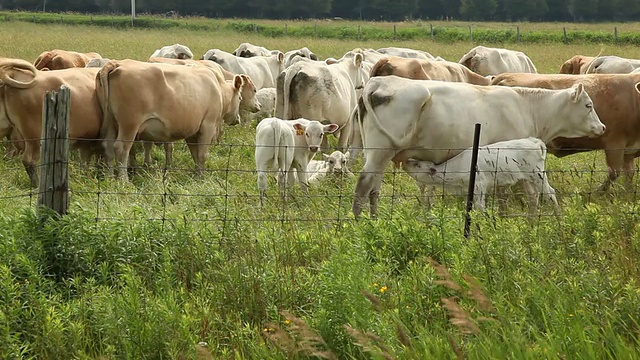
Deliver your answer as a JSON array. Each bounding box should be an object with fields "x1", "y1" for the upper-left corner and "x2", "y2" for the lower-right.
[
  {"x1": 142, "y1": 141, "x2": 153, "y2": 167},
  {"x1": 294, "y1": 163, "x2": 309, "y2": 194},
  {"x1": 353, "y1": 148, "x2": 395, "y2": 219},
  {"x1": 164, "y1": 142, "x2": 174, "y2": 169},
  {"x1": 20, "y1": 136, "x2": 40, "y2": 188},
  {"x1": 622, "y1": 154, "x2": 637, "y2": 191},
  {"x1": 188, "y1": 123, "x2": 218, "y2": 176},
  {"x1": 113, "y1": 126, "x2": 138, "y2": 181},
  {"x1": 540, "y1": 174, "x2": 561, "y2": 215},
  {"x1": 598, "y1": 146, "x2": 625, "y2": 192},
  {"x1": 338, "y1": 119, "x2": 352, "y2": 153},
  {"x1": 521, "y1": 181, "x2": 540, "y2": 217}
]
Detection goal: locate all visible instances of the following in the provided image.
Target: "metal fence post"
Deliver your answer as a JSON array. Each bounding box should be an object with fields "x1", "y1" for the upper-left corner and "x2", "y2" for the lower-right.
[
  {"x1": 464, "y1": 123, "x2": 481, "y2": 238},
  {"x1": 37, "y1": 86, "x2": 70, "y2": 216}
]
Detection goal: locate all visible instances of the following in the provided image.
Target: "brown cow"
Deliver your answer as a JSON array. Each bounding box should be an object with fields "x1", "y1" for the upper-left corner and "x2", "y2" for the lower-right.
[
  {"x1": 559, "y1": 55, "x2": 596, "y2": 75},
  {"x1": 34, "y1": 49, "x2": 102, "y2": 70},
  {"x1": 147, "y1": 57, "x2": 235, "y2": 80},
  {"x1": 491, "y1": 72, "x2": 640, "y2": 191},
  {"x1": 370, "y1": 56, "x2": 491, "y2": 85},
  {"x1": 0, "y1": 58, "x2": 103, "y2": 186},
  {"x1": 96, "y1": 59, "x2": 255, "y2": 180}
]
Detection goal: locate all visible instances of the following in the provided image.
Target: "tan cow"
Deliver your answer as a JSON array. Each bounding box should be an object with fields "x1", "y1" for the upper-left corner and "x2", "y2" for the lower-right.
[
  {"x1": 141, "y1": 57, "x2": 261, "y2": 167},
  {"x1": 0, "y1": 58, "x2": 103, "y2": 186},
  {"x1": 34, "y1": 49, "x2": 102, "y2": 70},
  {"x1": 491, "y1": 72, "x2": 640, "y2": 191},
  {"x1": 559, "y1": 55, "x2": 596, "y2": 74},
  {"x1": 96, "y1": 59, "x2": 249, "y2": 180},
  {"x1": 369, "y1": 56, "x2": 491, "y2": 85}
]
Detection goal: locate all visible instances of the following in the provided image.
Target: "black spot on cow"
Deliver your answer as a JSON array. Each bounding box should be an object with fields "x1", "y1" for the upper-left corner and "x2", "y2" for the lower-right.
[
  {"x1": 310, "y1": 53, "x2": 319, "y2": 61},
  {"x1": 369, "y1": 90, "x2": 393, "y2": 109},
  {"x1": 357, "y1": 96, "x2": 366, "y2": 124}
]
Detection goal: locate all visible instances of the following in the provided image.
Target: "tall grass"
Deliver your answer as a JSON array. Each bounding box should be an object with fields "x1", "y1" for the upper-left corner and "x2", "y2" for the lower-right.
[{"x1": 0, "y1": 21, "x2": 639, "y2": 359}]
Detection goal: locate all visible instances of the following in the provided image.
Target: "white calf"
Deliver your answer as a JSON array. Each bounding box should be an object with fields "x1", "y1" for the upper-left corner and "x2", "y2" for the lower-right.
[
  {"x1": 402, "y1": 137, "x2": 560, "y2": 215},
  {"x1": 241, "y1": 88, "x2": 276, "y2": 124},
  {"x1": 306, "y1": 151, "x2": 353, "y2": 184},
  {"x1": 255, "y1": 117, "x2": 339, "y2": 204}
]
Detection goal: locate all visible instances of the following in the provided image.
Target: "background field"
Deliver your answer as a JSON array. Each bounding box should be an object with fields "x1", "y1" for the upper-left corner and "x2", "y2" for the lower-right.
[{"x1": 0, "y1": 19, "x2": 639, "y2": 359}]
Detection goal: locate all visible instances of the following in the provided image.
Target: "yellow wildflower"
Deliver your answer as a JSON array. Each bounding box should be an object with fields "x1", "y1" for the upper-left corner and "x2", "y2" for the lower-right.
[{"x1": 379, "y1": 286, "x2": 388, "y2": 293}]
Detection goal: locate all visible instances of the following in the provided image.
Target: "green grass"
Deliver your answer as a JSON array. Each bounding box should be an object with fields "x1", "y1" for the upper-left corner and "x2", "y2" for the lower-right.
[{"x1": 0, "y1": 20, "x2": 640, "y2": 359}]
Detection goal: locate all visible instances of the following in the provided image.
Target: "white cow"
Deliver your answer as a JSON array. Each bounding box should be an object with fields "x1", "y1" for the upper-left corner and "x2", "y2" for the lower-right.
[
  {"x1": 352, "y1": 76, "x2": 606, "y2": 218},
  {"x1": 240, "y1": 87, "x2": 276, "y2": 124},
  {"x1": 201, "y1": 48, "x2": 284, "y2": 90},
  {"x1": 459, "y1": 45, "x2": 538, "y2": 76},
  {"x1": 150, "y1": 44, "x2": 193, "y2": 60},
  {"x1": 283, "y1": 47, "x2": 319, "y2": 68},
  {"x1": 305, "y1": 150, "x2": 353, "y2": 184},
  {"x1": 402, "y1": 137, "x2": 560, "y2": 216},
  {"x1": 276, "y1": 53, "x2": 368, "y2": 151},
  {"x1": 255, "y1": 117, "x2": 339, "y2": 204},
  {"x1": 232, "y1": 43, "x2": 273, "y2": 57},
  {"x1": 376, "y1": 47, "x2": 435, "y2": 60},
  {"x1": 584, "y1": 55, "x2": 640, "y2": 74}
]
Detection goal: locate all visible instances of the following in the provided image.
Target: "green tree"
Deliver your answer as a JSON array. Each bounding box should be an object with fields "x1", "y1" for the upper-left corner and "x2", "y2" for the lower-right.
[
  {"x1": 503, "y1": 0, "x2": 548, "y2": 20},
  {"x1": 460, "y1": 0, "x2": 498, "y2": 20},
  {"x1": 568, "y1": 0, "x2": 598, "y2": 20}
]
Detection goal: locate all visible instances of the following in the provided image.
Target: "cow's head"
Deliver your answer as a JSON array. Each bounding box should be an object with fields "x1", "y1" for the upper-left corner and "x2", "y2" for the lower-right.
[
  {"x1": 238, "y1": 74, "x2": 261, "y2": 113},
  {"x1": 402, "y1": 159, "x2": 437, "y2": 178},
  {"x1": 323, "y1": 151, "x2": 350, "y2": 175},
  {"x1": 563, "y1": 83, "x2": 606, "y2": 138},
  {"x1": 292, "y1": 121, "x2": 339, "y2": 153},
  {"x1": 223, "y1": 75, "x2": 245, "y2": 125}
]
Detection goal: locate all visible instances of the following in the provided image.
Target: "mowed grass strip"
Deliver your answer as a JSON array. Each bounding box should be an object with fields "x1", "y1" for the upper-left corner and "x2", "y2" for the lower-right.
[{"x1": 0, "y1": 21, "x2": 639, "y2": 360}]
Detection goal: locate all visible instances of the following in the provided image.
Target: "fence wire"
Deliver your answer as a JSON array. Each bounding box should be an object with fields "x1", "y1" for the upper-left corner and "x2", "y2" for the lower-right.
[{"x1": 1, "y1": 137, "x2": 639, "y2": 238}]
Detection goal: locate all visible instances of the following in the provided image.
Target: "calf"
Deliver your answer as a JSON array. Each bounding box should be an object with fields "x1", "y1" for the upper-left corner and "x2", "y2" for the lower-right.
[
  {"x1": 559, "y1": 55, "x2": 596, "y2": 74},
  {"x1": 306, "y1": 150, "x2": 353, "y2": 184},
  {"x1": 34, "y1": 49, "x2": 102, "y2": 70},
  {"x1": 255, "y1": 117, "x2": 339, "y2": 204},
  {"x1": 241, "y1": 87, "x2": 276, "y2": 124},
  {"x1": 401, "y1": 137, "x2": 560, "y2": 216}
]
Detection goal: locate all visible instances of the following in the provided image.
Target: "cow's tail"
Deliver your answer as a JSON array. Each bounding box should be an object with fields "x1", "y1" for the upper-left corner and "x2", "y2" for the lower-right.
[
  {"x1": 584, "y1": 49, "x2": 605, "y2": 74},
  {"x1": 272, "y1": 120, "x2": 283, "y2": 171},
  {"x1": 33, "y1": 51, "x2": 55, "y2": 70},
  {"x1": 0, "y1": 58, "x2": 37, "y2": 89},
  {"x1": 96, "y1": 60, "x2": 119, "y2": 140},
  {"x1": 282, "y1": 67, "x2": 298, "y2": 120}
]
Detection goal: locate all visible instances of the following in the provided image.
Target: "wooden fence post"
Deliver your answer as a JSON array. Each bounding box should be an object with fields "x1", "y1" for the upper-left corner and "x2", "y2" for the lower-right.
[
  {"x1": 357, "y1": 24, "x2": 361, "y2": 40},
  {"x1": 393, "y1": 24, "x2": 397, "y2": 40},
  {"x1": 563, "y1": 27, "x2": 568, "y2": 44},
  {"x1": 284, "y1": 23, "x2": 287, "y2": 35},
  {"x1": 314, "y1": 22, "x2": 317, "y2": 36},
  {"x1": 430, "y1": 23, "x2": 434, "y2": 40},
  {"x1": 469, "y1": 25, "x2": 473, "y2": 42},
  {"x1": 517, "y1": 25, "x2": 520, "y2": 43},
  {"x1": 37, "y1": 86, "x2": 70, "y2": 216},
  {"x1": 614, "y1": 26, "x2": 618, "y2": 44}
]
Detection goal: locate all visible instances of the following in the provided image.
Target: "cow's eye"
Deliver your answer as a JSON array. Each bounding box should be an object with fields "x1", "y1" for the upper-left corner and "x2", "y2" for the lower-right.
[
  {"x1": 329, "y1": 160, "x2": 335, "y2": 164},
  {"x1": 342, "y1": 160, "x2": 346, "y2": 164},
  {"x1": 586, "y1": 103, "x2": 593, "y2": 109}
]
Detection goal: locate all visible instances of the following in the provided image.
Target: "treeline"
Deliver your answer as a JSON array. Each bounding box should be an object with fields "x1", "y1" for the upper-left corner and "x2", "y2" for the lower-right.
[{"x1": 1, "y1": 0, "x2": 640, "y2": 22}]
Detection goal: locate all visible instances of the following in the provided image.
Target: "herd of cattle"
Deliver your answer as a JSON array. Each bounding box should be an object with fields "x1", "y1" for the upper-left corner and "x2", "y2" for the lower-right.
[{"x1": 2, "y1": 41, "x2": 640, "y2": 218}]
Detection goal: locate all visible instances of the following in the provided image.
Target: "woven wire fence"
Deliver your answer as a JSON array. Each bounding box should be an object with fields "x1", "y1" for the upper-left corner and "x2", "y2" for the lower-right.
[{"x1": 2, "y1": 136, "x2": 640, "y2": 237}]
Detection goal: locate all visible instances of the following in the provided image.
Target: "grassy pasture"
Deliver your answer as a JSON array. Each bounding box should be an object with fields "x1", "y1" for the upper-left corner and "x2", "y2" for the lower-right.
[{"x1": 0, "y1": 21, "x2": 639, "y2": 359}]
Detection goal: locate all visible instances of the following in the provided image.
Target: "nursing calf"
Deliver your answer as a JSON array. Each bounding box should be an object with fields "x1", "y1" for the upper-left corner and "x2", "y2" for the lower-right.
[
  {"x1": 352, "y1": 76, "x2": 605, "y2": 218},
  {"x1": 402, "y1": 137, "x2": 560, "y2": 216}
]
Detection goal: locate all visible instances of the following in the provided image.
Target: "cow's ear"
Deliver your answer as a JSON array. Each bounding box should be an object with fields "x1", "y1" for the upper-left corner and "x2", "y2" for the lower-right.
[
  {"x1": 325, "y1": 58, "x2": 338, "y2": 65},
  {"x1": 324, "y1": 124, "x2": 339, "y2": 133},
  {"x1": 310, "y1": 53, "x2": 318, "y2": 61},
  {"x1": 322, "y1": 153, "x2": 329, "y2": 160},
  {"x1": 292, "y1": 123, "x2": 305, "y2": 135},
  {"x1": 570, "y1": 83, "x2": 585, "y2": 103},
  {"x1": 233, "y1": 75, "x2": 244, "y2": 90},
  {"x1": 353, "y1": 53, "x2": 363, "y2": 68},
  {"x1": 635, "y1": 82, "x2": 640, "y2": 95},
  {"x1": 277, "y1": 51, "x2": 284, "y2": 64}
]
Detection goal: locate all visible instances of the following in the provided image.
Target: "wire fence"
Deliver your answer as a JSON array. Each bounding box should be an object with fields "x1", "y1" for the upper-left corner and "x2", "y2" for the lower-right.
[{"x1": 3, "y1": 136, "x2": 639, "y2": 238}]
